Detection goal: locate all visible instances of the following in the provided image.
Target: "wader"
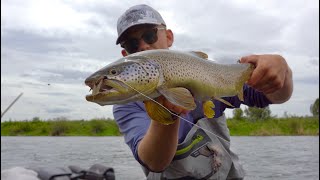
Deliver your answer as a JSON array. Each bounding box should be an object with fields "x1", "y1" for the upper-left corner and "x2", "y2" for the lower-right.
[{"x1": 143, "y1": 114, "x2": 245, "y2": 180}]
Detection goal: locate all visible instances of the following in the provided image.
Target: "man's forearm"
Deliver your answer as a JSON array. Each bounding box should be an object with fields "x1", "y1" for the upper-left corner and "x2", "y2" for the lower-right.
[{"x1": 138, "y1": 119, "x2": 180, "y2": 172}]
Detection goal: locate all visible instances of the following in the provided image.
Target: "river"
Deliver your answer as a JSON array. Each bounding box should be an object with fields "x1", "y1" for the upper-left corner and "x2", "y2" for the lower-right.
[{"x1": 1, "y1": 136, "x2": 319, "y2": 180}]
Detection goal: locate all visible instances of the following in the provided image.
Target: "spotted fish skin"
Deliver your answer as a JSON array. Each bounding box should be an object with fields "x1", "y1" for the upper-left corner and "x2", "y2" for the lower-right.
[
  {"x1": 84, "y1": 49, "x2": 254, "y2": 107},
  {"x1": 141, "y1": 50, "x2": 253, "y2": 100}
]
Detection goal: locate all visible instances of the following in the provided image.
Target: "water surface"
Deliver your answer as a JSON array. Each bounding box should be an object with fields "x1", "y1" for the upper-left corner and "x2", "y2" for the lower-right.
[{"x1": 1, "y1": 136, "x2": 319, "y2": 180}]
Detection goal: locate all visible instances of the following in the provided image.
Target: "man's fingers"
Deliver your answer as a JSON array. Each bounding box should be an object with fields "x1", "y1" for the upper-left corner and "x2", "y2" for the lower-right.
[
  {"x1": 246, "y1": 65, "x2": 267, "y2": 87},
  {"x1": 157, "y1": 95, "x2": 188, "y2": 115},
  {"x1": 240, "y1": 55, "x2": 261, "y2": 86},
  {"x1": 163, "y1": 100, "x2": 185, "y2": 115},
  {"x1": 240, "y1": 55, "x2": 259, "y2": 64},
  {"x1": 256, "y1": 73, "x2": 278, "y2": 92}
]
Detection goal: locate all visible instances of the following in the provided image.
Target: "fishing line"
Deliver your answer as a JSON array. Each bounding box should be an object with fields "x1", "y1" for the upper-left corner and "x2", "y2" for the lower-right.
[{"x1": 121, "y1": 81, "x2": 230, "y2": 145}]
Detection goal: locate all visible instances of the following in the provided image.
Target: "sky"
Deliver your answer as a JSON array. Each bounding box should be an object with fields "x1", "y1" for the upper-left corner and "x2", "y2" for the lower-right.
[{"x1": 1, "y1": 0, "x2": 319, "y2": 121}]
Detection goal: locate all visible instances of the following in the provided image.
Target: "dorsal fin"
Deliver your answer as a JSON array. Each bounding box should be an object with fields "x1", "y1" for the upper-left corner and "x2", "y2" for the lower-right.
[{"x1": 189, "y1": 51, "x2": 208, "y2": 59}]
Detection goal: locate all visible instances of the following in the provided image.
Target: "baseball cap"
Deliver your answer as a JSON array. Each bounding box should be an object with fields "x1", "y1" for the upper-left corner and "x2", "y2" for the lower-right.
[{"x1": 116, "y1": 4, "x2": 166, "y2": 45}]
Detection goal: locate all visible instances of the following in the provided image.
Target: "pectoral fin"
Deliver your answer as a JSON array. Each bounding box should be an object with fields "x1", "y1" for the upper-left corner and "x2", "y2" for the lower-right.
[
  {"x1": 203, "y1": 100, "x2": 215, "y2": 118},
  {"x1": 214, "y1": 97, "x2": 234, "y2": 107},
  {"x1": 144, "y1": 100, "x2": 176, "y2": 125},
  {"x1": 158, "y1": 87, "x2": 196, "y2": 110}
]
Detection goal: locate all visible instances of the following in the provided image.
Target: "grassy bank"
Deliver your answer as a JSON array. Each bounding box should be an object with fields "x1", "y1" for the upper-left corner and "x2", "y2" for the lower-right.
[
  {"x1": 1, "y1": 116, "x2": 319, "y2": 136},
  {"x1": 1, "y1": 118, "x2": 121, "y2": 136},
  {"x1": 227, "y1": 116, "x2": 319, "y2": 136}
]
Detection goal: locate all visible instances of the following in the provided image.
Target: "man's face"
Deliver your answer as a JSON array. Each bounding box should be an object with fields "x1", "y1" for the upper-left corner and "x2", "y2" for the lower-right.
[{"x1": 120, "y1": 24, "x2": 173, "y2": 55}]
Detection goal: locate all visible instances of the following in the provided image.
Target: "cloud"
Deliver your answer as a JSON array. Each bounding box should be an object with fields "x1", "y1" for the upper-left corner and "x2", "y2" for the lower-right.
[
  {"x1": 2, "y1": 29, "x2": 74, "y2": 53},
  {"x1": 46, "y1": 107, "x2": 72, "y2": 114},
  {"x1": 1, "y1": 0, "x2": 319, "y2": 121}
]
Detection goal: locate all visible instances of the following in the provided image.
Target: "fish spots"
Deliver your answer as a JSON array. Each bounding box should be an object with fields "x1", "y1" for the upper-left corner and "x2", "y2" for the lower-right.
[{"x1": 110, "y1": 61, "x2": 160, "y2": 87}]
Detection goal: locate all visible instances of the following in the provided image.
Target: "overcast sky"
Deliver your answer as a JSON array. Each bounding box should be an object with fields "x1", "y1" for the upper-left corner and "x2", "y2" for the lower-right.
[{"x1": 1, "y1": 0, "x2": 319, "y2": 121}]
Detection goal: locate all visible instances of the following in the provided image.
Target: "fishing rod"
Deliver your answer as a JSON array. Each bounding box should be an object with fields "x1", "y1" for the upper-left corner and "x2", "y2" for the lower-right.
[{"x1": 1, "y1": 92, "x2": 23, "y2": 119}]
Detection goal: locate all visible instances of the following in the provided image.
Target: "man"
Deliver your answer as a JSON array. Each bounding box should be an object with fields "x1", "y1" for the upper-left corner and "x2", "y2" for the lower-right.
[{"x1": 113, "y1": 4, "x2": 293, "y2": 180}]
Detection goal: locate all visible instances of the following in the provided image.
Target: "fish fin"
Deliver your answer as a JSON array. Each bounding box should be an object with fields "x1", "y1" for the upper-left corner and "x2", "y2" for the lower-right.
[
  {"x1": 158, "y1": 87, "x2": 196, "y2": 110},
  {"x1": 190, "y1": 51, "x2": 208, "y2": 59},
  {"x1": 238, "y1": 87, "x2": 244, "y2": 102},
  {"x1": 143, "y1": 100, "x2": 176, "y2": 125},
  {"x1": 214, "y1": 97, "x2": 234, "y2": 108},
  {"x1": 203, "y1": 100, "x2": 215, "y2": 118},
  {"x1": 235, "y1": 63, "x2": 254, "y2": 102}
]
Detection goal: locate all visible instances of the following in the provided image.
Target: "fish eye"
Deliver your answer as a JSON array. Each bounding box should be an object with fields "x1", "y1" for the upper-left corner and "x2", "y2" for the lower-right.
[{"x1": 109, "y1": 68, "x2": 118, "y2": 75}]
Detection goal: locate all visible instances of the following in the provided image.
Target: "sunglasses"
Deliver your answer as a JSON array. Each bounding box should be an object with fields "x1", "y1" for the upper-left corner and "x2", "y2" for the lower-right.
[{"x1": 121, "y1": 27, "x2": 166, "y2": 54}]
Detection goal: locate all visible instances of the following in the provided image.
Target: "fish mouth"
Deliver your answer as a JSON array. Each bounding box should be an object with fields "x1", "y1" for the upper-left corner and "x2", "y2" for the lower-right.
[{"x1": 85, "y1": 78, "x2": 126, "y2": 100}]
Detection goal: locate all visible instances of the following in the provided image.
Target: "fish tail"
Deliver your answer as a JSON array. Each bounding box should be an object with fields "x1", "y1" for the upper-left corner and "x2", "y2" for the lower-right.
[
  {"x1": 236, "y1": 64, "x2": 254, "y2": 102},
  {"x1": 237, "y1": 86, "x2": 244, "y2": 102}
]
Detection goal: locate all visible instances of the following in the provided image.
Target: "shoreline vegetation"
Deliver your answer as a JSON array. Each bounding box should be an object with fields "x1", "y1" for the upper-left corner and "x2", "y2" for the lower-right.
[{"x1": 1, "y1": 116, "x2": 318, "y2": 136}]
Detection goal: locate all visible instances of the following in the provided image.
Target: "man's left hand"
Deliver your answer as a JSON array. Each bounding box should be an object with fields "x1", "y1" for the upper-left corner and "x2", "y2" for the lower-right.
[{"x1": 240, "y1": 54, "x2": 289, "y2": 94}]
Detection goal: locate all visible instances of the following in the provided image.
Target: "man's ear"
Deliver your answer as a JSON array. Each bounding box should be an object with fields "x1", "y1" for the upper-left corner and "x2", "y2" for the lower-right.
[
  {"x1": 166, "y1": 29, "x2": 174, "y2": 48},
  {"x1": 121, "y1": 49, "x2": 128, "y2": 57}
]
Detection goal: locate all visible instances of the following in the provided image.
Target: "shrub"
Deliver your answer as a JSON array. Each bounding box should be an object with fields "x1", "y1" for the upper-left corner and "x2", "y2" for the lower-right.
[
  {"x1": 244, "y1": 106, "x2": 273, "y2": 121},
  {"x1": 233, "y1": 108, "x2": 244, "y2": 120},
  {"x1": 51, "y1": 120, "x2": 70, "y2": 136},
  {"x1": 90, "y1": 120, "x2": 106, "y2": 134}
]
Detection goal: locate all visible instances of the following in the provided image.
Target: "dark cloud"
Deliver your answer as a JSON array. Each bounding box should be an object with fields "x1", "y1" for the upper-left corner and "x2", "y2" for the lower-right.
[
  {"x1": 1, "y1": 28, "x2": 117, "y2": 62},
  {"x1": 43, "y1": 69, "x2": 91, "y2": 84},
  {"x1": 1, "y1": 29, "x2": 74, "y2": 54},
  {"x1": 63, "y1": 1, "x2": 125, "y2": 25},
  {"x1": 46, "y1": 107, "x2": 72, "y2": 114},
  {"x1": 173, "y1": 33, "x2": 284, "y2": 64},
  {"x1": 19, "y1": 69, "x2": 91, "y2": 85},
  {"x1": 39, "y1": 92, "x2": 72, "y2": 96}
]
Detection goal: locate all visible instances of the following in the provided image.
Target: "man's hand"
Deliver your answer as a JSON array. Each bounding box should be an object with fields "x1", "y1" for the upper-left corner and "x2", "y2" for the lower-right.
[
  {"x1": 240, "y1": 54, "x2": 293, "y2": 103},
  {"x1": 156, "y1": 96, "x2": 190, "y2": 116}
]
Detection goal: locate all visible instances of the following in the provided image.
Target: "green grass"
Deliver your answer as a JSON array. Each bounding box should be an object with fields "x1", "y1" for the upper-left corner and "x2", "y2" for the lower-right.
[
  {"x1": 1, "y1": 118, "x2": 122, "y2": 136},
  {"x1": 227, "y1": 116, "x2": 319, "y2": 136},
  {"x1": 1, "y1": 116, "x2": 318, "y2": 136}
]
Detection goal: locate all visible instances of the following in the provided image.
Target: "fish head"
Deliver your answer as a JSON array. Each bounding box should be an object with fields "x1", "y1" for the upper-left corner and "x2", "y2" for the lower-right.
[{"x1": 85, "y1": 56, "x2": 161, "y2": 105}]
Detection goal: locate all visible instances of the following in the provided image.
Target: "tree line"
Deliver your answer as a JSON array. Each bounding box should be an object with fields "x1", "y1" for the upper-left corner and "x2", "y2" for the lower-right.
[{"x1": 232, "y1": 98, "x2": 319, "y2": 121}]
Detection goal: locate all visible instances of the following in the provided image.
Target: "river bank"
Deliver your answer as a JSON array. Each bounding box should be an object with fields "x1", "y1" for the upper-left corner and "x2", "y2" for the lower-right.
[{"x1": 1, "y1": 116, "x2": 318, "y2": 136}]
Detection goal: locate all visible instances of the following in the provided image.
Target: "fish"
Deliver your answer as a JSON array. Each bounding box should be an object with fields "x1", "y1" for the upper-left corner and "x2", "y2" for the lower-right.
[{"x1": 85, "y1": 49, "x2": 254, "y2": 124}]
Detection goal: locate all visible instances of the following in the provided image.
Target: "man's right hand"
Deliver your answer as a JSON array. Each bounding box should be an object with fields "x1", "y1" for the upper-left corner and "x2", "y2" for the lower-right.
[{"x1": 155, "y1": 95, "x2": 190, "y2": 117}]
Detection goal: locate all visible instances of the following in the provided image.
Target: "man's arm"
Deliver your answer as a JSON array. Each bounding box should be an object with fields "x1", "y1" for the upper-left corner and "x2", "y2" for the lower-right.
[
  {"x1": 240, "y1": 54, "x2": 293, "y2": 104},
  {"x1": 138, "y1": 119, "x2": 180, "y2": 172},
  {"x1": 113, "y1": 99, "x2": 186, "y2": 172},
  {"x1": 138, "y1": 96, "x2": 189, "y2": 172}
]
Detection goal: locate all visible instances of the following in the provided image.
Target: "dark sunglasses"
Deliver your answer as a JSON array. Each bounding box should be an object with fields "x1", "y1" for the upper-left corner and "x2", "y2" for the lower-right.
[{"x1": 120, "y1": 27, "x2": 166, "y2": 54}]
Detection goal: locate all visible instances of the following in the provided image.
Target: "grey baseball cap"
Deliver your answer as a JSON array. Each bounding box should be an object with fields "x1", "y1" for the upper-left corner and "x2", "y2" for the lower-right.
[{"x1": 116, "y1": 4, "x2": 166, "y2": 45}]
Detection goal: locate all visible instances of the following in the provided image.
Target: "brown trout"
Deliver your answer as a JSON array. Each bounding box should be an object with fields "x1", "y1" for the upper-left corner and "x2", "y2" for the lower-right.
[{"x1": 85, "y1": 49, "x2": 254, "y2": 124}]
